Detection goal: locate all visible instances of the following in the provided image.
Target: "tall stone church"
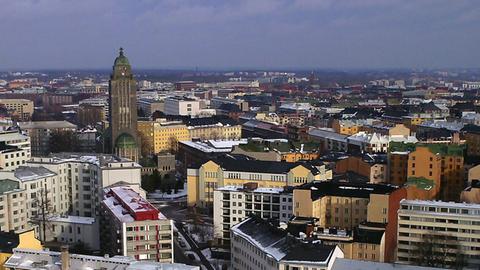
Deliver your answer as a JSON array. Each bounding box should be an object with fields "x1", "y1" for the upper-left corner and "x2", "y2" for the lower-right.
[{"x1": 108, "y1": 48, "x2": 139, "y2": 161}]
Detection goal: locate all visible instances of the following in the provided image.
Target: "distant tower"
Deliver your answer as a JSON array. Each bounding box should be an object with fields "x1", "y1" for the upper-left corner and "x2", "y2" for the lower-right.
[{"x1": 108, "y1": 48, "x2": 139, "y2": 161}]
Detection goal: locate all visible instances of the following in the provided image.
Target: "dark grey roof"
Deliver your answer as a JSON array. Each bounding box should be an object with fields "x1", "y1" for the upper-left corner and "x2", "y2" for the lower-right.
[
  {"x1": 213, "y1": 154, "x2": 320, "y2": 175},
  {"x1": 0, "y1": 231, "x2": 19, "y2": 253},
  {"x1": 296, "y1": 181, "x2": 399, "y2": 200}
]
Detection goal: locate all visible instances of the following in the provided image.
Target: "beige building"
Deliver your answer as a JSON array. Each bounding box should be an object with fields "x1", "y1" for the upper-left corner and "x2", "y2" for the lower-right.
[
  {"x1": 0, "y1": 131, "x2": 31, "y2": 171},
  {"x1": 187, "y1": 155, "x2": 332, "y2": 207},
  {"x1": 188, "y1": 123, "x2": 241, "y2": 140},
  {"x1": 0, "y1": 179, "x2": 28, "y2": 233},
  {"x1": 460, "y1": 180, "x2": 480, "y2": 203},
  {"x1": 397, "y1": 199, "x2": 480, "y2": 269},
  {"x1": 0, "y1": 99, "x2": 34, "y2": 121},
  {"x1": 101, "y1": 186, "x2": 173, "y2": 262}
]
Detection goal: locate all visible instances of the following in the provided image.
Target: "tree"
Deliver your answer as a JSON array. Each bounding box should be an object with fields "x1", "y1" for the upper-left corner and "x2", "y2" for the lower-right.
[
  {"x1": 29, "y1": 186, "x2": 54, "y2": 243},
  {"x1": 411, "y1": 232, "x2": 466, "y2": 269},
  {"x1": 49, "y1": 130, "x2": 80, "y2": 153},
  {"x1": 168, "y1": 136, "x2": 178, "y2": 154}
]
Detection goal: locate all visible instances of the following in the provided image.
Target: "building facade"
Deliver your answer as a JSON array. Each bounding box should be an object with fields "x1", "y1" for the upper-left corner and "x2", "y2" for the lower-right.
[
  {"x1": 0, "y1": 99, "x2": 34, "y2": 121},
  {"x1": 187, "y1": 155, "x2": 332, "y2": 207},
  {"x1": 397, "y1": 199, "x2": 480, "y2": 269},
  {"x1": 213, "y1": 183, "x2": 293, "y2": 244},
  {"x1": 101, "y1": 186, "x2": 173, "y2": 262},
  {"x1": 18, "y1": 121, "x2": 77, "y2": 156}
]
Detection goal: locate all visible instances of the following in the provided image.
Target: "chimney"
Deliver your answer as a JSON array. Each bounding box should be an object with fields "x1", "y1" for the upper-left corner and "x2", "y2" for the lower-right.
[{"x1": 61, "y1": 245, "x2": 70, "y2": 270}]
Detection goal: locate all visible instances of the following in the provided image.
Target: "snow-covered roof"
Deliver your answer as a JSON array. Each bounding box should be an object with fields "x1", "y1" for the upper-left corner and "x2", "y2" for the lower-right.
[{"x1": 47, "y1": 215, "x2": 95, "y2": 225}]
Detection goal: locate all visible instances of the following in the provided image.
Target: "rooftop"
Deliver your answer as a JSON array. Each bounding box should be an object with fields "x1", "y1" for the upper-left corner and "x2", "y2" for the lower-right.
[
  {"x1": 18, "y1": 120, "x2": 77, "y2": 129},
  {"x1": 332, "y1": 258, "x2": 445, "y2": 270},
  {"x1": 204, "y1": 154, "x2": 321, "y2": 175},
  {"x1": 231, "y1": 217, "x2": 337, "y2": 263},
  {"x1": 103, "y1": 186, "x2": 162, "y2": 222},
  {"x1": 47, "y1": 215, "x2": 96, "y2": 225},
  {"x1": 0, "y1": 179, "x2": 20, "y2": 194},
  {"x1": 14, "y1": 166, "x2": 57, "y2": 182},
  {"x1": 296, "y1": 181, "x2": 400, "y2": 200}
]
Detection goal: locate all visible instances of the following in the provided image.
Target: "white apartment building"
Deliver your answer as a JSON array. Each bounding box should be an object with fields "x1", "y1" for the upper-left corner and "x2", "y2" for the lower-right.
[
  {"x1": 213, "y1": 183, "x2": 293, "y2": 244},
  {"x1": 164, "y1": 96, "x2": 201, "y2": 116},
  {"x1": 397, "y1": 199, "x2": 480, "y2": 269},
  {"x1": 101, "y1": 186, "x2": 174, "y2": 262},
  {"x1": 231, "y1": 217, "x2": 344, "y2": 270},
  {"x1": 0, "y1": 130, "x2": 31, "y2": 171},
  {"x1": 0, "y1": 179, "x2": 28, "y2": 232},
  {"x1": 28, "y1": 153, "x2": 142, "y2": 217},
  {"x1": 43, "y1": 215, "x2": 100, "y2": 250}
]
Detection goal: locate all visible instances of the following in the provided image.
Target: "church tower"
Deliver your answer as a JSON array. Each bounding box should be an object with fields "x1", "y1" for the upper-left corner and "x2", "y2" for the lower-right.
[{"x1": 108, "y1": 48, "x2": 139, "y2": 161}]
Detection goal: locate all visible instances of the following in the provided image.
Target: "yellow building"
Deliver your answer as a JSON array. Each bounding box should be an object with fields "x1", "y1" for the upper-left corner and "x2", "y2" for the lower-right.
[
  {"x1": 332, "y1": 119, "x2": 360, "y2": 135},
  {"x1": 187, "y1": 155, "x2": 331, "y2": 207},
  {"x1": 0, "y1": 99, "x2": 34, "y2": 121},
  {"x1": 291, "y1": 181, "x2": 406, "y2": 262},
  {"x1": 0, "y1": 229, "x2": 42, "y2": 270},
  {"x1": 188, "y1": 124, "x2": 241, "y2": 140},
  {"x1": 138, "y1": 120, "x2": 190, "y2": 154}
]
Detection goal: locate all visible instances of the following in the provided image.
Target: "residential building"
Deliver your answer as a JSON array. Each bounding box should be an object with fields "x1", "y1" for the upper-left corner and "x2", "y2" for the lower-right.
[
  {"x1": 187, "y1": 155, "x2": 332, "y2": 207},
  {"x1": 43, "y1": 215, "x2": 100, "y2": 251},
  {"x1": 137, "y1": 120, "x2": 190, "y2": 154},
  {"x1": 231, "y1": 139, "x2": 320, "y2": 162},
  {"x1": 309, "y1": 128, "x2": 349, "y2": 152},
  {"x1": 178, "y1": 139, "x2": 248, "y2": 169},
  {"x1": 231, "y1": 217, "x2": 344, "y2": 270},
  {"x1": 101, "y1": 186, "x2": 173, "y2": 262},
  {"x1": 109, "y1": 48, "x2": 140, "y2": 162},
  {"x1": 0, "y1": 99, "x2": 34, "y2": 121},
  {"x1": 27, "y1": 153, "x2": 142, "y2": 218},
  {"x1": 0, "y1": 179, "x2": 28, "y2": 233},
  {"x1": 4, "y1": 247, "x2": 198, "y2": 270},
  {"x1": 77, "y1": 103, "x2": 106, "y2": 126},
  {"x1": 397, "y1": 199, "x2": 480, "y2": 269},
  {"x1": 18, "y1": 121, "x2": 77, "y2": 156},
  {"x1": 137, "y1": 98, "x2": 164, "y2": 116},
  {"x1": 462, "y1": 124, "x2": 480, "y2": 157},
  {"x1": 332, "y1": 119, "x2": 361, "y2": 135},
  {"x1": 164, "y1": 96, "x2": 201, "y2": 116},
  {"x1": 187, "y1": 121, "x2": 242, "y2": 141},
  {"x1": 0, "y1": 131, "x2": 31, "y2": 171},
  {"x1": 213, "y1": 183, "x2": 293, "y2": 244},
  {"x1": 0, "y1": 230, "x2": 42, "y2": 270},
  {"x1": 335, "y1": 154, "x2": 388, "y2": 183}
]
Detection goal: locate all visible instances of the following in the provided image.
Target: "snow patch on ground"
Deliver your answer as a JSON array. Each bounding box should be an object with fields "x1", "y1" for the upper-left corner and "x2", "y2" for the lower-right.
[{"x1": 148, "y1": 183, "x2": 187, "y2": 200}]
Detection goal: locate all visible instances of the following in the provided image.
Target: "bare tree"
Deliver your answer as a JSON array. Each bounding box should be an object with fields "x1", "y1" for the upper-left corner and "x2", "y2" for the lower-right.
[
  {"x1": 412, "y1": 232, "x2": 466, "y2": 269},
  {"x1": 29, "y1": 186, "x2": 55, "y2": 243}
]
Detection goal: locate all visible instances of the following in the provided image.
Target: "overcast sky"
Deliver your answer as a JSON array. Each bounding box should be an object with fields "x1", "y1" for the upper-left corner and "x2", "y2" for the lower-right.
[{"x1": 0, "y1": 0, "x2": 479, "y2": 70}]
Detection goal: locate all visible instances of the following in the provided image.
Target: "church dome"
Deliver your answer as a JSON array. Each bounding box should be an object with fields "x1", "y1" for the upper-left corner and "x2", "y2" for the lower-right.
[
  {"x1": 115, "y1": 133, "x2": 137, "y2": 149},
  {"x1": 114, "y1": 47, "x2": 130, "y2": 66}
]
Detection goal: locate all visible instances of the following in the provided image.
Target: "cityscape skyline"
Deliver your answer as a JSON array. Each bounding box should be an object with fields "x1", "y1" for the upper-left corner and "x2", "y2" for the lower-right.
[{"x1": 0, "y1": 0, "x2": 479, "y2": 70}]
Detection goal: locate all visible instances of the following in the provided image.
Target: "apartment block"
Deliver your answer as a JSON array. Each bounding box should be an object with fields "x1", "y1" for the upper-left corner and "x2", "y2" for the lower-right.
[
  {"x1": 335, "y1": 154, "x2": 388, "y2": 183},
  {"x1": 0, "y1": 98, "x2": 34, "y2": 121},
  {"x1": 137, "y1": 120, "x2": 190, "y2": 154},
  {"x1": 0, "y1": 179, "x2": 27, "y2": 233},
  {"x1": 213, "y1": 183, "x2": 293, "y2": 244},
  {"x1": 18, "y1": 121, "x2": 77, "y2": 156},
  {"x1": 231, "y1": 217, "x2": 344, "y2": 270},
  {"x1": 187, "y1": 154, "x2": 332, "y2": 207},
  {"x1": 164, "y1": 96, "x2": 200, "y2": 116},
  {"x1": 397, "y1": 199, "x2": 480, "y2": 269},
  {"x1": 0, "y1": 131, "x2": 31, "y2": 171},
  {"x1": 101, "y1": 186, "x2": 174, "y2": 262},
  {"x1": 28, "y1": 153, "x2": 142, "y2": 218},
  {"x1": 43, "y1": 215, "x2": 100, "y2": 251}
]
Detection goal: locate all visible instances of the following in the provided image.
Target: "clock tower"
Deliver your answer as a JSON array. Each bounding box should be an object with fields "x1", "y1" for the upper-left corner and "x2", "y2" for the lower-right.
[{"x1": 108, "y1": 48, "x2": 139, "y2": 161}]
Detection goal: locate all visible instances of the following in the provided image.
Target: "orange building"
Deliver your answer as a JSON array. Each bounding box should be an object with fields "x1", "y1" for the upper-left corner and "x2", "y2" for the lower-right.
[
  {"x1": 389, "y1": 143, "x2": 465, "y2": 201},
  {"x1": 336, "y1": 155, "x2": 387, "y2": 183}
]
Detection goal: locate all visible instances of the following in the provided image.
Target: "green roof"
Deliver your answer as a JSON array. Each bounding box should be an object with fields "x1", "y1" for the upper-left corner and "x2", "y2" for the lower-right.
[
  {"x1": 114, "y1": 48, "x2": 130, "y2": 66},
  {"x1": 407, "y1": 177, "x2": 435, "y2": 191},
  {"x1": 115, "y1": 133, "x2": 137, "y2": 149},
  {"x1": 389, "y1": 142, "x2": 465, "y2": 157},
  {"x1": 0, "y1": 179, "x2": 20, "y2": 195}
]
